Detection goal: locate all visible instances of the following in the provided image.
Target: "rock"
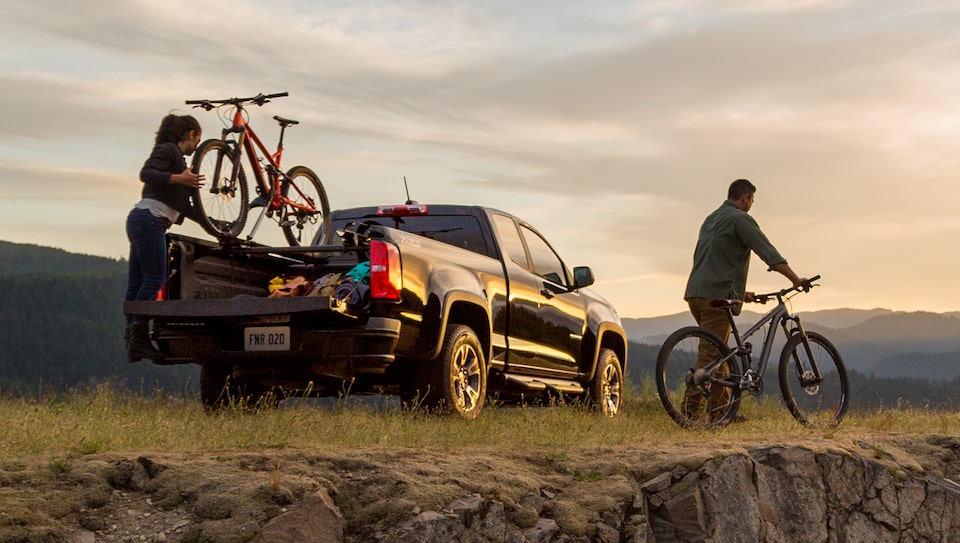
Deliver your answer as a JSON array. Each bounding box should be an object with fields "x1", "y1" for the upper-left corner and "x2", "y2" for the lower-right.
[
  {"x1": 639, "y1": 446, "x2": 960, "y2": 543},
  {"x1": 250, "y1": 487, "x2": 344, "y2": 543},
  {"x1": 526, "y1": 517, "x2": 560, "y2": 543}
]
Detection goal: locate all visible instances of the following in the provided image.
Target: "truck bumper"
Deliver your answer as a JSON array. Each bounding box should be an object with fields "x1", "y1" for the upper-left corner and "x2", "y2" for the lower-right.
[{"x1": 136, "y1": 310, "x2": 401, "y2": 381}]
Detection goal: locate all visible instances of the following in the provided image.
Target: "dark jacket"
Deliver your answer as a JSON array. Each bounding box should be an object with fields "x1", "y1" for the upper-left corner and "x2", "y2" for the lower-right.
[
  {"x1": 685, "y1": 199, "x2": 787, "y2": 304},
  {"x1": 139, "y1": 142, "x2": 192, "y2": 223}
]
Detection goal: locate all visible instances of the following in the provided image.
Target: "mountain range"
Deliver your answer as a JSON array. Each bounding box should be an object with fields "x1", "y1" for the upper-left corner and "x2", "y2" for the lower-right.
[
  {"x1": 623, "y1": 308, "x2": 960, "y2": 379},
  {"x1": 1, "y1": 239, "x2": 958, "y2": 392}
]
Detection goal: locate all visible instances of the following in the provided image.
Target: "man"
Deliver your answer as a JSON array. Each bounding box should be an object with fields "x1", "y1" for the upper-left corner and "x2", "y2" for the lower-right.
[{"x1": 683, "y1": 178, "x2": 806, "y2": 421}]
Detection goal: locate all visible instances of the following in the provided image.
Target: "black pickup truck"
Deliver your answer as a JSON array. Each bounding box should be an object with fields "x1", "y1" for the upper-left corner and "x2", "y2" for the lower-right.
[{"x1": 125, "y1": 204, "x2": 627, "y2": 418}]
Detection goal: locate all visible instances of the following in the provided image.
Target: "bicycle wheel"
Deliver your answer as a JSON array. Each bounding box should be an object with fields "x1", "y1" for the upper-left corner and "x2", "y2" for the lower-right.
[
  {"x1": 280, "y1": 165, "x2": 332, "y2": 246},
  {"x1": 191, "y1": 139, "x2": 248, "y2": 240},
  {"x1": 655, "y1": 326, "x2": 743, "y2": 429},
  {"x1": 778, "y1": 331, "x2": 849, "y2": 427}
]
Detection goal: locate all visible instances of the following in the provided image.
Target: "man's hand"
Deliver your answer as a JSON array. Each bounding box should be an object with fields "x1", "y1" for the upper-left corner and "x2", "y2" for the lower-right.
[{"x1": 744, "y1": 291, "x2": 756, "y2": 303}]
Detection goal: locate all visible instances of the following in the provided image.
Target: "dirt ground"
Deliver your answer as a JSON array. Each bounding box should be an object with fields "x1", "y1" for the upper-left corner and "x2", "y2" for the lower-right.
[{"x1": 1, "y1": 434, "x2": 958, "y2": 542}]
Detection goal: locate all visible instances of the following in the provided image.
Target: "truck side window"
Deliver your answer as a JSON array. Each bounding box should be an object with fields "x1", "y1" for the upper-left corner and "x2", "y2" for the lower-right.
[
  {"x1": 492, "y1": 214, "x2": 529, "y2": 268},
  {"x1": 520, "y1": 225, "x2": 569, "y2": 286}
]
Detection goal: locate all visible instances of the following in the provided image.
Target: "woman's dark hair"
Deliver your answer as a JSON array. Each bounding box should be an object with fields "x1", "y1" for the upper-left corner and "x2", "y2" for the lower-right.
[
  {"x1": 728, "y1": 178, "x2": 757, "y2": 200},
  {"x1": 155, "y1": 114, "x2": 201, "y2": 145}
]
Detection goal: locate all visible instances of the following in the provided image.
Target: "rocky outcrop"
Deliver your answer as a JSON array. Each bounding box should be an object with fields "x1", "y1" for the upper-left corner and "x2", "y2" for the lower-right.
[
  {"x1": 5, "y1": 438, "x2": 959, "y2": 542},
  {"x1": 641, "y1": 445, "x2": 960, "y2": 542},
  {"x1": 253, "y1": 443, "x2": 960, "y2": 543}
]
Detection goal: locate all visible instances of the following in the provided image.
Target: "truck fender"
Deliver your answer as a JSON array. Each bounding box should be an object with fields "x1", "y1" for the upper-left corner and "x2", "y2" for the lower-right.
[
  {"x1": 583, "y1": 321, "x2": 628, "y2": 382},
  {"x1": 421, "y1": 289, "x2": 492, "y2": 363}
]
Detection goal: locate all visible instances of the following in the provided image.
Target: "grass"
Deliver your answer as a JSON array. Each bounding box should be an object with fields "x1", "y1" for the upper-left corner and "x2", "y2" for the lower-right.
[{"x1": 0, "y1": 385, "x2": 957, "y2": 464}]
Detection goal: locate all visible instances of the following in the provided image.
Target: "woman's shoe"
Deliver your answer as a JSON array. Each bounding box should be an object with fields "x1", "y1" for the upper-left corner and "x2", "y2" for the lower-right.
[{"x1": 127, "y1": 321, "x2": 163, "y2": 362}]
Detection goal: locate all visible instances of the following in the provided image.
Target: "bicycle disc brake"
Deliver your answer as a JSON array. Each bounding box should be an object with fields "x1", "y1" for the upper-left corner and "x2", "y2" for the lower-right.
[{"x1": 801, "y1": 370, "x2": 820, "y2": 395}]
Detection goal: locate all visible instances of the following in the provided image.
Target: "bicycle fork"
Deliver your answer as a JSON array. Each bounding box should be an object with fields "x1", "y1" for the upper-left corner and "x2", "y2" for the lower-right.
[{"x1": 784, "y1": 317, "x2": 824, "y2": 391}]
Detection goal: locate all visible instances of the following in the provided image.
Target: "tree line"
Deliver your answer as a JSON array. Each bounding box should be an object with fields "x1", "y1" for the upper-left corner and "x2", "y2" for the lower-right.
[
  {"x1": 0, "y1": 240, "x2": 955, "y2": 408},
  {"x1": 0, "y1": 268, "x2": 197, "y2": 396}
]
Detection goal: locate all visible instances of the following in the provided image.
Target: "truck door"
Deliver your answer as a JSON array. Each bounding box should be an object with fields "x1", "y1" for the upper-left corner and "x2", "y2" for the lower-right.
[
  {"x1": 491, "y1": 214, "x2": 585, "y2": 377},
  {"x1": 491, "y1": 214, "x2": 544, "y2": 373},
  {"x1": 516, "y1": 223, "x2": 585, "y2": 376}
]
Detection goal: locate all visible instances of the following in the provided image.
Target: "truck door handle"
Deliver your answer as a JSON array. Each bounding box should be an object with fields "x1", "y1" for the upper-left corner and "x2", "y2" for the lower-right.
[{"x1": 540, "y1": 288, "x2": 554, "y2": 299}]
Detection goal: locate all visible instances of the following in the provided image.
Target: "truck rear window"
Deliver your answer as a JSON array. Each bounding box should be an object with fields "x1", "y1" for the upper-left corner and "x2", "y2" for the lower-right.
[{"x1": 332, "y1": 215, "x2": 491, "y2": 257}]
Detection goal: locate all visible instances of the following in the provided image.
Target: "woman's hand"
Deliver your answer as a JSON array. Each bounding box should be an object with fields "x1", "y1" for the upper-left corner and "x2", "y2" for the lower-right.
[{"x1": 170, "y1": 168, "x2": 205, "y2": 189}]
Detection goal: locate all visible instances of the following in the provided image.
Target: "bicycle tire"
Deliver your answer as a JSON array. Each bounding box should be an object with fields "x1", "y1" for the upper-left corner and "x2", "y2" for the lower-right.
[
  {"x1": 655, "y1": 326, "x2": 743, "y2": 429},
  {"x1": 778, "y1": 331, "x2": 849, "y2": 427},
  {"x1": 280, "y1": 165, "x2": 331, "y2": 246},
  {"x1": 191, "y1": 139, "x2": 249, "y2": 240}
]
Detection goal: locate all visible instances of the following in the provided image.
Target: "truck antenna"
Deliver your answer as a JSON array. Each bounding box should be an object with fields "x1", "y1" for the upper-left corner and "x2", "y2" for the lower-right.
[{"x1": 403, "y1": 176, "x2": 418, "y2": 205}]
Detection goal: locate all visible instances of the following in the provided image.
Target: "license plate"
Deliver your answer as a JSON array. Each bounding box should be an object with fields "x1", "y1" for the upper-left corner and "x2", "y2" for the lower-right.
[{"x1": 244, "y1": 326, "x2": 290, "y2": 351}]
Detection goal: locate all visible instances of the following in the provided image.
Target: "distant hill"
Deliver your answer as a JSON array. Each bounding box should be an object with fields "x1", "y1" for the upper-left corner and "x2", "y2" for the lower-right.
[
  {"x1": 622, "y1": 308, "x2": 895, "y2": 344},
  {"x1": 0, "y1": 240, "x2": 126, "y2": 276},
  {"x1": 0, "y1": 239, "x2": 196, "y2": 394},
  {"x1": 624, "y1": 309, "x2": 960, "y2": 381},
  {"x1": 1, "y1": 238, "x2": 958, "y2": 402},
  {"x1": 871, "y1": 352, "x2": 960, "y2": 380}
]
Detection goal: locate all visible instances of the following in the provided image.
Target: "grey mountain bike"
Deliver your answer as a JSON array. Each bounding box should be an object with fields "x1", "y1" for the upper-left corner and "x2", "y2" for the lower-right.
[{"x1": 655, "y1": 275, "x2": 850, "y2": 429}]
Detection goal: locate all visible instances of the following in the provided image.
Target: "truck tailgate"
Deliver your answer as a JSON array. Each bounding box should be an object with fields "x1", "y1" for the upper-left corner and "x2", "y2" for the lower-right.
[{"x1": 124, "y1": 296, "x2": 343, "y2": 319}]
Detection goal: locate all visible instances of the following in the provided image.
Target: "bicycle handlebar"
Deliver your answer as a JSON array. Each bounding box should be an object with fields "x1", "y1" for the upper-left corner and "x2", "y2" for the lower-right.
[
  {"x1": 185, "y1": 92, "x2": 289, "y2": 110},
  {"x1": 752, "y1": 274, "x2": 821, "y2": 304}
]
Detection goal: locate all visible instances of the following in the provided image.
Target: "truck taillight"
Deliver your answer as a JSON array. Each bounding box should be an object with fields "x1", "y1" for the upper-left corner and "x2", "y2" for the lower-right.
[{"x1": 369, "y1": 240, "x2": 401, "y2": 300}]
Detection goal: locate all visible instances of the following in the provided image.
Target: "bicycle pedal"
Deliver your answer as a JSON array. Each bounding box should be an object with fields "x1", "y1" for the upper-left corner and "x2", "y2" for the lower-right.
[{"x1": 250, "y1": 195, "x2": 270, "y2": 208}]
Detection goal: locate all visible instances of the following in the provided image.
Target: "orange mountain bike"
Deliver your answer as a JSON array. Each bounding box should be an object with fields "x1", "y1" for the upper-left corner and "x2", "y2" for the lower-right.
[{"x1": 185, "y1": 92, "x2": 331, "y2": 246}]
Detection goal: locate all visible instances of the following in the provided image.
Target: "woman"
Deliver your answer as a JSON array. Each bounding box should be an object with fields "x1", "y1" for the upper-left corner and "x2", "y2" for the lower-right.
[{"x1": 125, "y1": 114, "x2": 204, "y2": 361}]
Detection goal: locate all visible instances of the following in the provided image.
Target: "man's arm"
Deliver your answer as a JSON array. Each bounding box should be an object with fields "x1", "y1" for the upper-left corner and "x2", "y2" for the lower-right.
[{"x1": 771, "y1": 262, "x2": 806, "y2": 288}]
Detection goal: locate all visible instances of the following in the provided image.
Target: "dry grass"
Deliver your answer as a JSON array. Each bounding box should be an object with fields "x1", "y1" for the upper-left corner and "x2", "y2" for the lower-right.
[{"x1": 0, "y1": 385, "x2": 957, "y2": 464}]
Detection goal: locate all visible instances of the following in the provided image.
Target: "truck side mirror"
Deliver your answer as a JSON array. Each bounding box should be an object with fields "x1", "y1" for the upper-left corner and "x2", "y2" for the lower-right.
[{"x1": 572, "y1": 266, "x2": 594, "y2": 289}]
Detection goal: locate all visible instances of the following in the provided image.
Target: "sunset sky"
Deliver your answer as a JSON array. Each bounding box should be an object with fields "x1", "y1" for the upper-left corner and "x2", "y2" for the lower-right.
[{"x1": 1, "y1": 0, "x2": 958, "y2": 318}]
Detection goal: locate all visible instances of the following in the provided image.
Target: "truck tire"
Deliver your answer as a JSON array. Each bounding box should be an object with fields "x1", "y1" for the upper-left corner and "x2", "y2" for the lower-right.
[
  {"x1": 424, "y1": 324, "x2": 487, "y2": 419},
  {"x1": 200, "y1": 364, "x2": 277, "y2": 410},
  {"x1": 589, "y1": 348, "x2": 623, "y2": 416},
  {"x1": 200, "y1": 364, "x2": 231, "y2": 409}
]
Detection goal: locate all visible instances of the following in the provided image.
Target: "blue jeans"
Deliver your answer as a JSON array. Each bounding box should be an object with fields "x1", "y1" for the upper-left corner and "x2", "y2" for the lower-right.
[{"x1": 125, "y1": 207, "x2": 169, "y2": 325}]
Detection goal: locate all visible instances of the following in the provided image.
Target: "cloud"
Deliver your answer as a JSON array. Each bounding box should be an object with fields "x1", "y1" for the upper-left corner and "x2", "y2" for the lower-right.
[{"x1": 2, "y1": 0, "x2": 960, "y2": 315}]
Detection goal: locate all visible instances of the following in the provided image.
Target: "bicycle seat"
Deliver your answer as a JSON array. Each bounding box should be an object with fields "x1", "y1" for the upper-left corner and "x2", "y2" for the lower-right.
[
  {"x1": 709, "y1": 298, "x2": 743, "y2": 309},
  {"x1": 273, "y1": 115, "x2": 299, "y2": 127}
]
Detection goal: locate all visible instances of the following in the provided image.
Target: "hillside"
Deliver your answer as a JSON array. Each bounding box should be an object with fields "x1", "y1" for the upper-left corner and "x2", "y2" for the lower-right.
[
  {"x1": 0, "y1": 240, "x2": 197, "y2": 394},
  {"x1": 1, "y1": 238, "x2": 958, "y2": 402},
  {"x1": 620, "y1": 308, "x2": 896, "y2": 344},
  {"x1": 0, "y1": 240, "x2": 125, "y2": 277},
  {"x1": 1, "y1": 392, "x2": 958, "y2": 543},
  {"x1": 623, "y1": 309, "x2": 960, "y2": 380},
  {"x1": 5, "y1": 436, "x2": 959, "y2": 543}
]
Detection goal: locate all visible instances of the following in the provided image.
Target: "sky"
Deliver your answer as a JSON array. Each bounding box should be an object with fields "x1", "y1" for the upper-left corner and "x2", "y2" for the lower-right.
[{"x1": 1, "y1": 0, "x2": 959, "y2": 319}]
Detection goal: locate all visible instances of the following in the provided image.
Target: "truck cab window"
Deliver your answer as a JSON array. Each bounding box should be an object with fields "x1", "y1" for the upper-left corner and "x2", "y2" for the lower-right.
[
  {"x1": 520, "y1": 225, "x2": 568, "y2": 286},
  {"x1": 492, "y1": 214, "x2": 529, "y2": 268}
]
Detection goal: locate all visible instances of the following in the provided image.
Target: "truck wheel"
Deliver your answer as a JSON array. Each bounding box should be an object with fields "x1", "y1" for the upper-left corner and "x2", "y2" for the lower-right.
[
  {"x1": 200, "y1": 364, "x2": 231, "y2": 409},
  {"x1": 429, "y1": 324, "x2": 487, "y2": 419},
  {"x1": 589, "y1": 348, "x2": 623, "y2": 416},
  {"x1": 200, "y1": 365, "x2": 277, "y2": 410}
]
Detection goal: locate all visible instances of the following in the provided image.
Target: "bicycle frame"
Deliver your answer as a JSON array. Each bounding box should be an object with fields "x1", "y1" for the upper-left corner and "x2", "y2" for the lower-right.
[
  {"x1": 222, "y1": 109, "x2": 314, "y2": 214},
  {"x1": 216, "y1": 104, "x2": 320, "y2": 243},
  {"x1": 702, "y1": 292, "x2": 822, "y2": 391}
]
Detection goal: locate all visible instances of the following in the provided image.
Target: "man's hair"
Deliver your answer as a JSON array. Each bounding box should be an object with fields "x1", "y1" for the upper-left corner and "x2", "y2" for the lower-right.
[{"x1": 728, "y1": 178, "x2": 756, "y2": 200}]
